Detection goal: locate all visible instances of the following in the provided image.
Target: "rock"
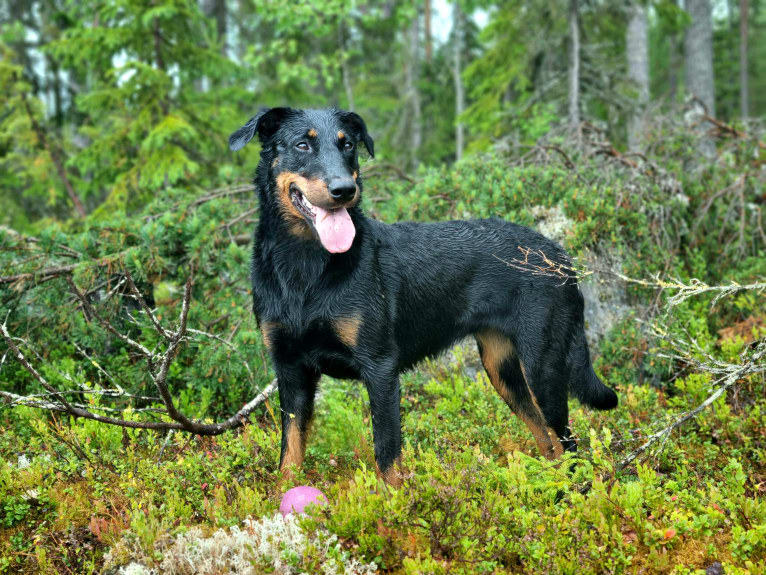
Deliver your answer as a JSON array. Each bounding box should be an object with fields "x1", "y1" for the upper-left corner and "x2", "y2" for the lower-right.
[
  {"x1": 578, "y1": 247, "x2": 631, "y2": 349},
  {"x1": 530, "y1": 204, "x2": 630, "y2": 349}
]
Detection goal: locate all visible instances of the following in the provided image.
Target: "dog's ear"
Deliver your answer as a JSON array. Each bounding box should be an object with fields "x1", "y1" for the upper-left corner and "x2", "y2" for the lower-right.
[
  {"x1": 229, "y1": 107, "x2": 293, "y2": 151},
  {"x1": 340, "y1": 111, "x2": 374, "y2": 158}
]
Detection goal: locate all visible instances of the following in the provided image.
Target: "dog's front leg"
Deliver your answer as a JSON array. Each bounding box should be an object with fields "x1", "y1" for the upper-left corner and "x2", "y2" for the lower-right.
[
  {"x1": 275, "y1": 363, "x2": 319, "y2": 479},
  {"x1": 364, "y1": 370, "x2": 403, "y2": 487}
]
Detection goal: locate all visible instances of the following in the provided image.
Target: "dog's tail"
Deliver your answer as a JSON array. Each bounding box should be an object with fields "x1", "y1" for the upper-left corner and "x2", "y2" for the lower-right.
[{"x1": 569, "y1": 332, "x2": 618, "y2": 410}]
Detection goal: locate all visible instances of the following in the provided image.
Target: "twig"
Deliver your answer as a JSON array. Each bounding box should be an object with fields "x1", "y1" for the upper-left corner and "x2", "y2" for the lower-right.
[
  {"x1": 123, "y1": 268, "x2": 172, "y2": 340},
  {"x1": 494, "y1": 246, "x2": 578, "y2": 285},
  {"x1": 156, "y1": 429, "x2": 175, "y2": 463},
  {"x1": 66, "y1": 276, "x2": 157, "y2": 360}
]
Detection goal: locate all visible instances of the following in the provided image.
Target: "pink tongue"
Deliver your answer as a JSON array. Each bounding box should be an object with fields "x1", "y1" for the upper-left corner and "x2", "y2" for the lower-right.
[{"x1": 313, "y1": 206, "x2": 356, "y2": 253}]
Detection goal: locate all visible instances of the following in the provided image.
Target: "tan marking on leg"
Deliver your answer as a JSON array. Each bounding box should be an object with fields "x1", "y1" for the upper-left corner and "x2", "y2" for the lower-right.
[
  {"x1": 376, "y1": 456, "x2": 403, "y2": 487},
  {"x1": 280, "y1": 419, "x2": 305, "y2": 476},
  {"x1": 337, "y1": 130, "x2": 345, "y2": 140},
  {"x1": 307, "y1": 128, "x2": 317, "y2": 138},
  {"x1": 518, "y1": 361, "x2": 564, "y2": 459},
  {"x1": 260, "y1": 321, "x2": 280, "y2": 351},
  {"x1": 333, "y1": 315, "x2": 361, "y2": 347},
  {"x1": 548, "y1": 427, "x2": 564, "y2": 458},
  {"x1": 476, "y1": 330, "x2": 563, "y2": 460},
  {"x1": 476, "y1": 330, "x2": 515, "y2": 404},
  {"x1": 352, "y1": 171, "x2": 358, "y2": 180}
]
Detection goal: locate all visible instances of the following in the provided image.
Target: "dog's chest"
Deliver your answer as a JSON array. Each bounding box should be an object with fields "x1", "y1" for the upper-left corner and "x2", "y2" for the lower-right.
[{"x1": 261, "y1": 315, "x2": 361, "y2": 379}]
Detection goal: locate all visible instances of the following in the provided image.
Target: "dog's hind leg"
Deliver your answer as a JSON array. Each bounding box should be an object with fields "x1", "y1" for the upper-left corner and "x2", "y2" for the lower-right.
[{"x1": 475, "y1": 330, "x2": 566, "y2": 459}]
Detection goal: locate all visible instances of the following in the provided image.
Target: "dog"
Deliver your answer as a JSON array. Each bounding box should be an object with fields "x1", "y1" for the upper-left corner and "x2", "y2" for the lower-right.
[{"x1": 229, "y1": 107, "x2": 618, "y2": 486}]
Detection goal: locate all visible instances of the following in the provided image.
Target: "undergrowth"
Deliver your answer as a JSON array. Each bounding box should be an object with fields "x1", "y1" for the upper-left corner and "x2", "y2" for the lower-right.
[{"x1": 1, "y1": 137, "x2": 765, "y2": 573}]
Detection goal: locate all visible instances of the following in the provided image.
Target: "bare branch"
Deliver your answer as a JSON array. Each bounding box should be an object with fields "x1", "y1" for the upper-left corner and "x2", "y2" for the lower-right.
[
  {"x1": 66, "y1": 276, "x2": 157, "y2": 360},
  {"x1": 619, "y1": 338, "x2": 765, "y2": 469},
  {"x1": 590, "y1": 268, "x2": 766, "y2": 307},
  {"x1": 2, "y1": 270, "x2": 277, "y2": 436},
  {"x1": 123, "y1": 268, "x2": 172, "y2": 340}
]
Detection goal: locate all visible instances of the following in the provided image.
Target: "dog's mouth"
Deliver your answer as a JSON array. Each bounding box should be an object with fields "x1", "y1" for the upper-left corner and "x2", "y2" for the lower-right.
[
  {"x1": 289, "y1": 184, "x2": 356, "y2": 254},
  {"x1": 290, "y1": 186, "x2": 316, "y2": 222}
]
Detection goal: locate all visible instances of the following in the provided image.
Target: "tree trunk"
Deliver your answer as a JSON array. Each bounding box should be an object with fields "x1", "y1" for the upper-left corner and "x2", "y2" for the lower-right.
[
  {"x1": 453, "y1": 2, "x2": 465, "y2": 161},
  {"x1": 568, "y1": 0, "x2": 580, "y2": 141},
  {"x1": 200, "y1": 0, "x2": 227, "y2": 54},
  {"x1": 669, "y1": 34, "x2": 680, "y2": 102},
  {"x1": 213, "y1": 0, "x2": 227, "y2": 55},
  {"x1": 404, "y1": 16, "x2": 422, "y2": 167},
  {"x1": 22, "y1": 94, "x2": 86, "y2": 218},
  {"x1": 339, "y1": 23, "x2": 355, "y2": 111},
  {"x1": 684, "y1": 0, "x2": 716, "y2": 156},
  {"x1": 626, "y1": 2, "x2": 649, "y2": 151},
  {"x1": 739, "y1": 0, "x2": 749, "y2": 118},
  {"x1": 424, "y1": 0, "x2": 432, "y2": 63},
  {"x1": 684, "y1": 0, "x2": 715, "y2": 115}
]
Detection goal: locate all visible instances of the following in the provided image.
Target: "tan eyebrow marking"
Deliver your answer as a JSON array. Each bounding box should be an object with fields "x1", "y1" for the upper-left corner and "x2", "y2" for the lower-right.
[
  {"x1": 337, "y1": 131, "x2": 345, "y2": 139},
  {"x1": 307, "y1": 129, "x2": 317, "y2": 138}
]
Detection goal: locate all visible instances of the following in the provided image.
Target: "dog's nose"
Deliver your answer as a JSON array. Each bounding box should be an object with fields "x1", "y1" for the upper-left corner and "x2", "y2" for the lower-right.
[{"x1": 328, "y1": 178, "x2": 356, "y2": 202}]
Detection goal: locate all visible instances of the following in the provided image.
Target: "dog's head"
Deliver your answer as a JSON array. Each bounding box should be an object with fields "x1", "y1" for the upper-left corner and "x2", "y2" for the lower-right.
[{"x1": 229, "y1": 107, "x2": 374, "y2": 254}]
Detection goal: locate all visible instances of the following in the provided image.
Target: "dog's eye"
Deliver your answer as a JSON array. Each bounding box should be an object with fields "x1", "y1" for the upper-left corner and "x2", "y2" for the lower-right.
[
  {"x1": 295, "y1": 142, "x2": 310, "y2": 151},
  {"x1": 343, "y1": 141, "x2": 354, "y2": 151}
]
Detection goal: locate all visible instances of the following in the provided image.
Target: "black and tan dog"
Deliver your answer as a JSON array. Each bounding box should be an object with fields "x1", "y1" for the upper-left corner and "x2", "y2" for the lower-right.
[{"x1": 229, "y1": 107, "x2": 618, "y2": 486}]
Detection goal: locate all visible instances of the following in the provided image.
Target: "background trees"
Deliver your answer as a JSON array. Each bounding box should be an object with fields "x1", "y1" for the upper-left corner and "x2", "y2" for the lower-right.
[{"x1": 1, "y1": 0, "x2": 763, "y2": 225}]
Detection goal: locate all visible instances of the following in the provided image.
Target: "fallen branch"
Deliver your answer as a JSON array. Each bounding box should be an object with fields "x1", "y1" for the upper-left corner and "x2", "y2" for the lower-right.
[
  {"x1": 1, "y1": 269, "x2": 277, "y2": 435},
  {"x1": 702, "y1": 113, "x2": 766, "y2": 150},
  {"x1": 619, "y1": 336, "x2": 765, "y2": 469}
]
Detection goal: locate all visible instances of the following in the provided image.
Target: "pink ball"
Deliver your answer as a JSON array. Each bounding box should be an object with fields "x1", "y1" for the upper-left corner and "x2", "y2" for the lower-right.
[{"x1": 279, "y1": 486, "x2": 327, "y2": 517}]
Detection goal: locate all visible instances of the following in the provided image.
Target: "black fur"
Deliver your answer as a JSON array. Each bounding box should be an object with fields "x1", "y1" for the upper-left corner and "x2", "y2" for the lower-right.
[{"x1": 230, "y1": 107, "x2": 618, "y2": 481}]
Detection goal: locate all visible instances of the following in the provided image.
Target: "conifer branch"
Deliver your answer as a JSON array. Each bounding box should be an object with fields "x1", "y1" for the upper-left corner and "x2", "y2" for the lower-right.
[{"x1": 20, "y1": 92, "x2": 86, "y2": 218}]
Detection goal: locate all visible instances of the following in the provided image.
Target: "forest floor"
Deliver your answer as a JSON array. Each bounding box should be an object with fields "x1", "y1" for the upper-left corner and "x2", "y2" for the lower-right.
[{"x1": 2, "y1": 327, "x2": 764, "y2": 574}]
